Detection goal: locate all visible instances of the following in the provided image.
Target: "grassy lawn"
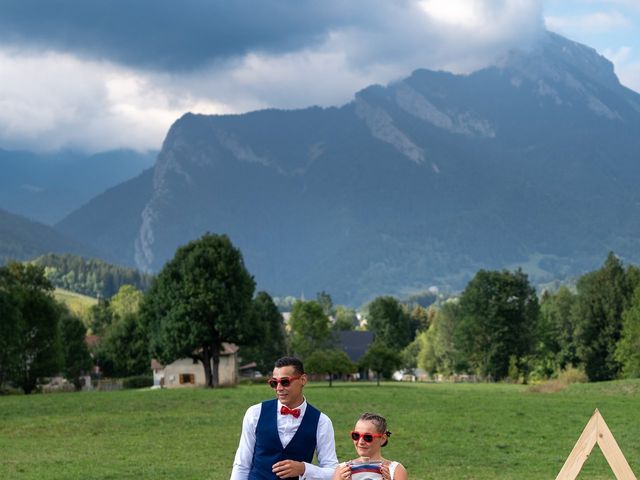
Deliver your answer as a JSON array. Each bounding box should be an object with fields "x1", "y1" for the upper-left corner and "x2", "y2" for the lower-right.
[{"x1": 1, "y1": 380, "x2": 640, "y2": 479}]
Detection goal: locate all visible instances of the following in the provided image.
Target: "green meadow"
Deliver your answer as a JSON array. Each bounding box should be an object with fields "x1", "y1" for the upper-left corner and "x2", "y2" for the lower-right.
[{"x1": 1, "y1": 381, "x2": 640, "y2": 479}]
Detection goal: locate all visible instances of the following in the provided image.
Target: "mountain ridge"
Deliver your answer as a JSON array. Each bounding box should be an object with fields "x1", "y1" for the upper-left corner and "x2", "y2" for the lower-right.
[{"x1": 56, "y1": 31, "x2": 640, "y2": 304}]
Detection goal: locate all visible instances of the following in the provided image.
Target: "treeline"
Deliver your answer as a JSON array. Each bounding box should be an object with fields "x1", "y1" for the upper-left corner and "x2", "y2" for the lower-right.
[
  {"x1": 0, "y1": 263, "x2": 92, "y2": 393},
  {"x1": 414, "y1": 251, "x2": 640, "y2": 383},
  {"x1": 31, "y1": 253, "x2": 153, "y2": 298},
  {"x1": 267, "y1": 252, "x2": 640, "y2": 385},
  {"x1": 5, "y1": 233, "x2": 640, "y2": 394}
]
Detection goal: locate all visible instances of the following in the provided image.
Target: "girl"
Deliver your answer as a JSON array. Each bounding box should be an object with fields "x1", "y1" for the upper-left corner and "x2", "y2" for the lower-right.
[{"x1": 333, "y1": 412, "x2": 408, "y2": 480}]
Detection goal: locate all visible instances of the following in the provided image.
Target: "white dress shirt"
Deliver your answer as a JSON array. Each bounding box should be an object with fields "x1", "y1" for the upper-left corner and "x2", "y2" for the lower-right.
[{"x1": 230, "y1": 398, "x2": 338, "y2": 479}]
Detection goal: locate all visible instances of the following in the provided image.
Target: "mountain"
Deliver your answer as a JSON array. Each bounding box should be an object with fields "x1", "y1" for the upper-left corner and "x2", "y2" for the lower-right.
[
  {"x1": 56, "y1": 31, "x2": 640, "y2": 305},
  {"x1": 0, "y1": 148, "x2": 156, "y2": 224},
  {"x1": 0, "y1": 208, "x2": 99, "y2": 264}
]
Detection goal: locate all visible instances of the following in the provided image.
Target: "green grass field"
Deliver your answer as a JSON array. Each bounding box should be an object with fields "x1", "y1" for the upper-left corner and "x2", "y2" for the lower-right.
[
  {"x1": 53, "y1": 288, "x2": 97, "y2": 320},
  {"x1": 1, "y1": 380, "x2": 639, "y2": 479}
]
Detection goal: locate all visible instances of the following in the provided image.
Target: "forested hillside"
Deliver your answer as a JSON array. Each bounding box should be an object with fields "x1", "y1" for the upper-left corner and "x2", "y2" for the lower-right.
[
  {"x1": 31, "y1": 253, "x2": 153, "y2": 298},
  {"x1": 0, "y1": 208, "x2": 97, "y2": 264}
]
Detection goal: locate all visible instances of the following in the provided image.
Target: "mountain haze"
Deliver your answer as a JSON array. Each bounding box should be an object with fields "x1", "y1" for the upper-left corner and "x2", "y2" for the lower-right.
[
  {"x1": 0, "y1": 149, "x2": 156, "y2": 224},
  {"x1": 0, "y1": 208, "x2": 99, "y2": 264},
  {"x1": 57, "y1": 32, "x2": 640, "y2": 304}
]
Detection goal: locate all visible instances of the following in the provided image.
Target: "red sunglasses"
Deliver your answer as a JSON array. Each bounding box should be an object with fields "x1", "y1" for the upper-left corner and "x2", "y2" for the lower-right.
[
  {"x1": 351, "y1": 431, "x2": 386, "y2": 443},
  {"x1": 268, "y1": 376, "x2": 301, "y2": 389}
]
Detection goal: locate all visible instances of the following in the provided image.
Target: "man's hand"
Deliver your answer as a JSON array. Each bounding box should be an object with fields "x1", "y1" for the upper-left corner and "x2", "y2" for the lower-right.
[{"x1": 272, "y1": 460, "x2": 305, "y2": 478}]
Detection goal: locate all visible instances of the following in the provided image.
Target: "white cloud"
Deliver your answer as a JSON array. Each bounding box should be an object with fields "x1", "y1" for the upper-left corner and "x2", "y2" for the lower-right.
[
  {"x1": 604, "y1": 46, "x2": 640, "y2": 92},
  {"x1": 545, "y1": 10, "x2": 631, "y2": 33}
]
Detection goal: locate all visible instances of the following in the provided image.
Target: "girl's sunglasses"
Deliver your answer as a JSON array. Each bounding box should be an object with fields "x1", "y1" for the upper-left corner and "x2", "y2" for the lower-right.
[
  {"x1": 351, "y1": 431, "x2": 386, "y2": 443},
  {"x1": 268, "y1": 376, "x2": 301, "y2": 389}
]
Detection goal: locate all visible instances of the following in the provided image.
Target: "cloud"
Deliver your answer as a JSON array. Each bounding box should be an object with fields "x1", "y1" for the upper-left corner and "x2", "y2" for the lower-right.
[
  {"x1": 545, "y1": 10, "x2": 632, "y2": 33},
  {"x1": 604, "y1": 46, "x2": 640, "y2": 92},
  {"x1": 0, "y1": 0, "x2": 546, "y2": 152}
]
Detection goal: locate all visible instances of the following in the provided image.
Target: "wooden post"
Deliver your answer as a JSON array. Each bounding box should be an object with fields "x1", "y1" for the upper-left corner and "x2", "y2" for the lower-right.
[{"x1": 555, "y1": 409, "x2": 637, "y2": 480}]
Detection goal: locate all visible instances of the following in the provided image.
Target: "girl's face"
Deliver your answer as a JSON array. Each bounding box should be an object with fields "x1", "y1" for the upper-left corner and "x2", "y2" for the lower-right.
[{"x1": 352, "y1": 419, "x2": 386, "y2": 459}]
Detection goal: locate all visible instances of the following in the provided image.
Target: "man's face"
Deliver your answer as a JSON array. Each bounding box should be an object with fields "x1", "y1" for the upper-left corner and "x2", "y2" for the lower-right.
[{"x1": 271, "y1": 365, "x2": 306, "y2": 408}]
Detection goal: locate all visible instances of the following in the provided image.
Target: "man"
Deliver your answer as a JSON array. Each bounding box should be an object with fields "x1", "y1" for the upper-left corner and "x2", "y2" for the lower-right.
[{"x1": 231, "y1": 356, "x2": 338, "y2": 479}]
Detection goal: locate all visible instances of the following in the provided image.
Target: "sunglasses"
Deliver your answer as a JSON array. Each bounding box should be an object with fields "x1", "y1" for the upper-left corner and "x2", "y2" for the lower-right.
[
  {"x1": 268, "y1": 376, "x2": 301, "y2": 389},
  {"x1": 351, "y1": 431, "x2": 386, "y2": 443}
]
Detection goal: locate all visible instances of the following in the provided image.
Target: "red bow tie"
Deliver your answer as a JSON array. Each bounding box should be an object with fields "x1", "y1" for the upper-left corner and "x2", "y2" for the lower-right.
[{"x1": 280, "y1": 406, "x2": 301, "y2": 418}]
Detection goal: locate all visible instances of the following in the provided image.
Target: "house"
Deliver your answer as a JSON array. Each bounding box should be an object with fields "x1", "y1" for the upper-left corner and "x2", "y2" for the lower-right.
[
  {"x1": 338, "y1": 330, "x2": 375, "y2": 380},
  {"x1": 151, "y1": 343, "x2": 239, "y2": 388}
]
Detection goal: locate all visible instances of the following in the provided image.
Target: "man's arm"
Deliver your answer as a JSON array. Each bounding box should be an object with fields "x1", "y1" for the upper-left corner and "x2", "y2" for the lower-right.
[
  {"x1": 301, "y1": 413, "x2": 338, "y2": 480},
  {"x1": 230, "y1": 404, "x2": 261, "y2": 480}
]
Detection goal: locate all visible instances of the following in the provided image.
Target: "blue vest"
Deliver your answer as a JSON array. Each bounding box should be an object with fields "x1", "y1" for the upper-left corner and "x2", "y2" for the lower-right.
[{"x1": 248, "y1": 398, "x2": 321, "y2": 480}]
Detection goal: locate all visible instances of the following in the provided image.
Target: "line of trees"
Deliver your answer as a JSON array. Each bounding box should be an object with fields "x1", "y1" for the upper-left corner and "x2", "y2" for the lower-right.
[
  {"x1": 0, "y1": 263, "x2": 91, "y2": 393},
  {"x1": 5, "y1": 235, "x2": 640, "y2": 394},
  {"x1": 417, "y1": 253, "x2": 640, "y2": 383},
  {"x1": 31, "y1": 253, "x2": 154, "y2": 298}
]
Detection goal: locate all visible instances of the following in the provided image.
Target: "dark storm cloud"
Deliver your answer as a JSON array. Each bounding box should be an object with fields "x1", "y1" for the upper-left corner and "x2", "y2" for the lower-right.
[{"x1": 0, "y1": 0, "x2": 364, "y2": 71}]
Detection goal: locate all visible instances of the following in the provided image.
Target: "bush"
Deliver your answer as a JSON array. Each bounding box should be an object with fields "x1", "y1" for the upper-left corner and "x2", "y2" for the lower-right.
[
  {"x1": 557, "y1": 366, "x2": 588, "y2": 384},
  {"x1": 122, "y1": 375, "x2": 153, "y2": 389},
  {"x1": 0, "y1": 385, "x2": 24, "y2": 396},
  {"x1": 528, "y1": 366, "x2": 587, "y2": 393}
]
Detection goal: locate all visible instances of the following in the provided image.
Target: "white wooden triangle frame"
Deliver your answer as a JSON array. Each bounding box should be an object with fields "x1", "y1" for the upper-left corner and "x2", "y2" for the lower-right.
[{"x1": 556, "y1": 409, "x2": 637, "y2": 480}]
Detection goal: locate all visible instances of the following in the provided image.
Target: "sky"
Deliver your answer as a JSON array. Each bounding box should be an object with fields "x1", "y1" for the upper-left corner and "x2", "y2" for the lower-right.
[{"x1": 0, "y1": 0, "x2": 638, "y2": 153}]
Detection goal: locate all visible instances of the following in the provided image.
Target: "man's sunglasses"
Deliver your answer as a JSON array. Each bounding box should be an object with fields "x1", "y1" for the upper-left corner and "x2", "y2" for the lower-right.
[
  {"x1": 351, "y1": 431, "x2": 386, "y2": 443},
  {"x1": 268, "y1": 376, "x2": 301, "y2": 389}
]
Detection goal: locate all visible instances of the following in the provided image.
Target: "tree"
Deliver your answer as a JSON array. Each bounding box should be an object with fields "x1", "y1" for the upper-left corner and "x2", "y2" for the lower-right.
[
  {"x1": 288, "y1": 300, "x2": 333, "y2": 359},
  {"x1": 110, "y1": 285, "x2": 144, "y2": 320},
  {"x1": 89, "y1": 298, "x2": 113, "y2": 336},
  {"x1": 456, "y1": 269, "x2": 539, "y2": 380},
  {"x1": 417, "y1": 302, "x2": 463, "y2": 376},
  {"x1": 305, "y1": 349, "x2": 355, "y2": 387},
  {"x1": 333, "y1": 305, "x2": 358, "y2": 332},
  {"x1": 142, "y1": 233, "x2": 256, "y2": 388},
  {"x1": 239, "y1": 291, "x2": 287, "y2": 374},
  {"x1": 316, "y1": 291, "x2": 334, "y2": 317},
  {"x1": 98, "y1": 313, "x2": 149, "y2": 377},
  {"x1": 366, "y1": 296, "x2": 412, "y2": 350},
  {"x1": 536, "y1": 287, "x2": 578, "y2": 375},
  {"x1": 59, "y1": 307, "x2": 92, "y2": 390},
  {"x1": 0, "y1": 279, "x2": 20, "y2": 386},
  {"x1": 573, "y1": 252, "x2": 631, "y2": 381},
  {"x1": 0, "y1": 263, "x2": 62, "y2": 393},
  {"x1": 359, "y1": 341, "x2": 402, "y2": 386},
  {"x1": 615, "y1": 286, "x2": 640, "y2": 378}
]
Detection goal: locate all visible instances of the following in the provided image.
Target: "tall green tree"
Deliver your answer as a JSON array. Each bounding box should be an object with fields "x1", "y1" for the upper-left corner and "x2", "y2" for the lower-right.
[
  {"x1": 0, "y1": 263, "x2": 62, "y2": 393},
  {"x1": 305, "y1": 349, "x2": 355, "y2": 387},
  {"x1": 316, "y1": 291, "x2": 334, "y2": 317},
  {"x1": 537, "y1": 287, "x2": 578, "y2": 374},
  {"x1": 141, "y1": 233, "x2": 256, "y2": 388},
  {"x1": 418, "y1": 302, "x2": 463, "y2": 376},
  {"x1": 359, "y1": 341, "x2": 402, "y2": 386},
  {"x1": 366, "y1": 296, "x2": 412, "y2": 350},
  {"x1": 0, "y1": 278, "x2": 20, "y2": 386},
  {"x1": 239, "y1": 291, "x2": 287, "y2": 374},
  {"x1": 574, "y1": 252, "x2": 631, "y2": 381},
  {"x1": 615, "y1": 286, "x2": 640, "y2": 378},
  {"x1": 59, "y1": 307, "x2": 92, "y2": 390},
  {"x1": 110, "y1": 285, "x2": 144, "y2": 320},
  {"x1": 456, "y1": 268, "x2": 539, "y2": 380},
  {"x1": 333, "y1": 305, "x2": 358, "y2": 332},
  {"x1": 288, "y1": 300, "x2": 333, "y2": 359},
  {"x1": 98, "y1": 313, "x2": 149, "y2": 377}
]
